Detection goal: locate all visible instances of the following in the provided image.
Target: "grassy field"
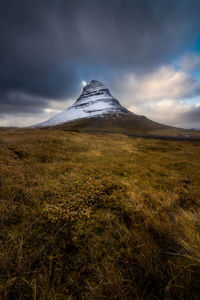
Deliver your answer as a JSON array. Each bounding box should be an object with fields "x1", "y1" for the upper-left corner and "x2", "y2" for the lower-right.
[{"x1": 0, "y1": 129, "x2": 200, "y2": 299}]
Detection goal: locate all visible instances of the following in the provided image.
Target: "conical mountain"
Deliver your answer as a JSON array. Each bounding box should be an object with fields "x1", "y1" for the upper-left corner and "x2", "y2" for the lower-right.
[
  {"x1": 34, "y1": 80, "x2": 131, "y2": 127},
  {"x1": 33, "y1": 80, "x2": 176, "y2": 135}
]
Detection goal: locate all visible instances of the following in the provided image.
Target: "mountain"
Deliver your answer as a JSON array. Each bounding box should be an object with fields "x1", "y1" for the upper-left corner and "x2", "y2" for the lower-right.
[
  {"x1": 33, "y1": 80, "x2": 197, "y2": 137},
  {"x1": 33, "y1": 80, "x2": 130, "y2": 127}
]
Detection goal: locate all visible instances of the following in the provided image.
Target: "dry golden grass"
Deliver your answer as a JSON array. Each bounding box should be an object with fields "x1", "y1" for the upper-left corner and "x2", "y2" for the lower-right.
[{"x1": 0, "y1": 129, "x2": 200, "y2": 299}]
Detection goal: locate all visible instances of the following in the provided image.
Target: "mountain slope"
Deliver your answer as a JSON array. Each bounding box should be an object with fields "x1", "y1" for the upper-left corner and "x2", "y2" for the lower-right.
[{"x1": 52, "y1": 113, "x2": 169, "y2": 133}]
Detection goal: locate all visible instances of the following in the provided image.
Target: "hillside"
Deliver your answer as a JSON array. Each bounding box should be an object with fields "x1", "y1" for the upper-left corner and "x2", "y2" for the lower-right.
[
  {"x1": 1, "y1": 129, "x2": 200, "y2": 299},
  {"x1": 49, "y1": 113, "x2": 200, "y2": 138}
]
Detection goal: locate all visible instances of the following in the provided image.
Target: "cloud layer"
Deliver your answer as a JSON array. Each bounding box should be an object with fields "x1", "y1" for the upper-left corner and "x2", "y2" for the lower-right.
[
  {"x1": 113, "y1": 64, "x2": 200, "y2": 128},
  {"x1": 0, "y1": 0, "x2": 200, "y2": 127}
]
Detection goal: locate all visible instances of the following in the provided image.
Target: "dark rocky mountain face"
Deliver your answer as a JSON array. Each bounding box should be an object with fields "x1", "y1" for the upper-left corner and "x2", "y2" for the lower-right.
[{"x1": 76, "y1": 80, "x2": 112, "y2": 102}]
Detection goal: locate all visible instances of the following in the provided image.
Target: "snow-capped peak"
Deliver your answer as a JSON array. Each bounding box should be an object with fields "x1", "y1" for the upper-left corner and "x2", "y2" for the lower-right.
[{"x1": 33, "y1": 80, "x2": 129, "y2": 127}]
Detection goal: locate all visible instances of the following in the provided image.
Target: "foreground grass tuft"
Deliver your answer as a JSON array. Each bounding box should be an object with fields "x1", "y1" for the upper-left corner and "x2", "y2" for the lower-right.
[{"x1": 0, "y1": 129, "x2": 200, "y2": 299}]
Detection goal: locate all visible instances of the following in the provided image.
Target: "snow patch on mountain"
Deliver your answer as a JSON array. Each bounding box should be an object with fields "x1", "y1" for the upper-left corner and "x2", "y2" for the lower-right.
[{"x1": 33, "y1": 80, "x2": 130, "y2": 128}]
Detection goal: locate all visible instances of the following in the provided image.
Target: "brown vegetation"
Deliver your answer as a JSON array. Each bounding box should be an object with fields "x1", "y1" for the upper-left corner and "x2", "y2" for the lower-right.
[
  {"x1": 0, "y1": 129, "x2": 200, "y2": 299},
  {"x1": 49, "y1": 114, "x2": 200, "y2": 138}
]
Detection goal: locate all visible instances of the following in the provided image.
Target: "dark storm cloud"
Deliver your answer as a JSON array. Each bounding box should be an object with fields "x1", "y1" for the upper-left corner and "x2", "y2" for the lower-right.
[
  {"x1": 180, "y1": 107, "x2": 200, "y2": 128},
  {"x1": 1, "y1": 0, "x2": 200, "y2": 117},
  {"x1": 0, "y1": 91, "x2": 49, "y2": 116}
]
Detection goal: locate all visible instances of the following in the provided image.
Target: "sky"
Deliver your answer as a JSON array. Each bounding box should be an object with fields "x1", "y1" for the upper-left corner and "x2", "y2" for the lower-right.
[{"x1": 1, "y1": 0, "x2": 200, "y2": 128}]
